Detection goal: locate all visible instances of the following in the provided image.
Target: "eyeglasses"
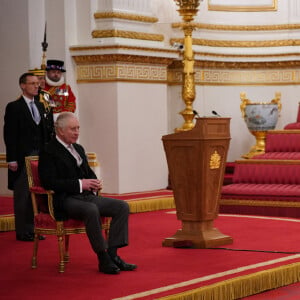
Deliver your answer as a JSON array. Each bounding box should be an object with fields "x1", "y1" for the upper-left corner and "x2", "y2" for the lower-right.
[{"x1": 25, "y1": 81, "x2": 40, "y2": 86}]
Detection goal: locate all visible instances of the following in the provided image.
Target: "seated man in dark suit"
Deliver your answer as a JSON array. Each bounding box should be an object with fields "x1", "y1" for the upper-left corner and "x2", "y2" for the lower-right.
[{"x1": 38, "y1": 112, "x2": 137, "y2": 274}]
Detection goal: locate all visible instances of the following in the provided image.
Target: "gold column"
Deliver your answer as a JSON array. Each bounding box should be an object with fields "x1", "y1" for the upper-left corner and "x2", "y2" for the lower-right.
[{"x1": 174, "y1": 0, "x2": 201, "y2": 132}]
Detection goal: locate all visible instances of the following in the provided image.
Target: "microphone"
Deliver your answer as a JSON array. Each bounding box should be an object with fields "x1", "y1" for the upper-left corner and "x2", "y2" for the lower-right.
[
  {"x1": 212, "y1": 110, "x2": 221, "y2": 117},
  {"x1": 193, "y1": 110, "x2": 201, "y2": 118}
]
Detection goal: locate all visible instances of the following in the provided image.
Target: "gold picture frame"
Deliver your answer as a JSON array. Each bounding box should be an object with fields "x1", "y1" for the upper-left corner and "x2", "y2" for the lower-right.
[{"x1": 208, "y1": 0, "x2": 277, "y2": 12}]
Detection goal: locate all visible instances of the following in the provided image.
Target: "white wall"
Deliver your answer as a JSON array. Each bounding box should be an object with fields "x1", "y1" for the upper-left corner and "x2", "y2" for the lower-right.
[
  {"x1": 117, "y1": 82, "x2": 169, "y2": 192},
  {"x1": 76, "y1": 82, "x2": 119, "y2": 192},
  {"x1": 78, "y1": 81, "x2": 169, "y2": 193},
  {"x1": 0, "y1": 0, "x2": 31, "y2": 195},
  {"x1": 1, "y1": 0, "x2": 300, "y2": 195}
]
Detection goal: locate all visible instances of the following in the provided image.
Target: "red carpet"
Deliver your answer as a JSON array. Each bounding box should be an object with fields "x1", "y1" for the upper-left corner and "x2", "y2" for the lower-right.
[{"x1": 1, "y1": 210, "x2": 300, "y2": 299}]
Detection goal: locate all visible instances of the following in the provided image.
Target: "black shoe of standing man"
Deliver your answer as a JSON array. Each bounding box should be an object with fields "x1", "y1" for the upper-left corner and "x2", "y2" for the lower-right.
[
  {"x1": 16, "y1": 233, "x2": 34, "y2": 241},
  {"x1": 16, "y1": 233, "x2": 45, "y2": 241}
]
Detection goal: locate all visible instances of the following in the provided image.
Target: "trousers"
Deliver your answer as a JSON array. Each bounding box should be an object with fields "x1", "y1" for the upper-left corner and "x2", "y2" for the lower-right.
[
  {"x1": 63, "y1": 193, "x2": 129, "y2": 253},
  {"x1": 13, "y1": 166, "x2": 34, "y2": 238}
]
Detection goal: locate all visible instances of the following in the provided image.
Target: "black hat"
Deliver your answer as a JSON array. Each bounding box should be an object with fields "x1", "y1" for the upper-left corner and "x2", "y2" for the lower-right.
[{"x1": 46, "y1": 59, "x2": 66, "y2": 72}]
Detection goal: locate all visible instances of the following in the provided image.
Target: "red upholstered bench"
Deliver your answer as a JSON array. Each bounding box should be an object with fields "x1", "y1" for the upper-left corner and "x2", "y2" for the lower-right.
[
  {"x1": 284, "y1": 103, "x2": 300, "y2": 129},
  {"x1": 220, "y1": 159, "x2": 300, "y2": 218},
  {"x1": 253, "y1": 130, "x2": 300, "y2": 160},
  {"x1": 223, "y1": 162, "x2": 235, "y2": 185}
]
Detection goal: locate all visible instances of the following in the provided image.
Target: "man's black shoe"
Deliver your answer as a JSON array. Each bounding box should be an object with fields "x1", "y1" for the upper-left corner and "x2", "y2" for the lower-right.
[
  {"x1": 16, "y1": 233, "x2": 34, "y2": 241},
  {"x1": 16, "y1": 233, "x2": 46, "y2": 241},
  {"x1": 111, "y1": 256, "x2": 137, "y2": 271},
  {"x1": 99, "y1": 261, "x2": 120, "y2": 274}
]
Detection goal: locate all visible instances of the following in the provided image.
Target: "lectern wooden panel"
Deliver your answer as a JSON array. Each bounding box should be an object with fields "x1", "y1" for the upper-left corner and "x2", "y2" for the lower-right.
[{"x1": 162, "y1": 117, "x2": 233, "y2": 248}]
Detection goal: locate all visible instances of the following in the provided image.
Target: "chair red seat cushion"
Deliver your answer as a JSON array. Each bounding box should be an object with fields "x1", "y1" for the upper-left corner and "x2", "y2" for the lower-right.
[{"x1": 35, "y1": 213, "x2": 85, "y2": 229}]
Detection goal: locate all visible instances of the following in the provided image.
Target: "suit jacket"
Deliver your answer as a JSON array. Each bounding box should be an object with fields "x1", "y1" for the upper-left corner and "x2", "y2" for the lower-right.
[
  {"x1": 4, "y1": 96, "x2": 53, "y2": 189},
  {"x1": 38, "y1": 138, "x2": 97, "y2": 220}
]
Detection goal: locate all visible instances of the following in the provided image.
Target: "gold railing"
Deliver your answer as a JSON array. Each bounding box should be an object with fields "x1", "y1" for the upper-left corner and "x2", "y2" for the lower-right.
[
  {"x1": 0, "y1": 154, "x2": 7, "y2": 168},
  {"x1": 0, "y1": 153, "x2": 99, "y2": 168}
]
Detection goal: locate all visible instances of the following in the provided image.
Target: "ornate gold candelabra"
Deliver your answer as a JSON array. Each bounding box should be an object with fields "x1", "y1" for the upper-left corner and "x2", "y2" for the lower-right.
[{"x1": 174, "y1": 0, "x2": 201, "y2": 132}]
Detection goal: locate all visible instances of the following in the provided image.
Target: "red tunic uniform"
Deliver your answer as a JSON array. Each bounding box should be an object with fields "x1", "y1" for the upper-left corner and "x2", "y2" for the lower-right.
[{"x1": 44, "y1": 82, "x2": 76, "y2": 113}]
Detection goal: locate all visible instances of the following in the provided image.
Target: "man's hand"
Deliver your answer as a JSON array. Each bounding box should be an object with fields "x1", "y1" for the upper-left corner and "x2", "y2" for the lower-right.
[
  {"x1": 82, "y1": 179, "x2": 103, "y2": 192},
  {"x1": 8, "y1": 162, "x2": 18, "y2": 172}
]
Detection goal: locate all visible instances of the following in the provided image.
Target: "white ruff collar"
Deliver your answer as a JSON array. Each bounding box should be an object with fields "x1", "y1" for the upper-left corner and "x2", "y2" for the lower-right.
[{"x1": 46, "y1": 75, "x2": 65, "y2": 87}]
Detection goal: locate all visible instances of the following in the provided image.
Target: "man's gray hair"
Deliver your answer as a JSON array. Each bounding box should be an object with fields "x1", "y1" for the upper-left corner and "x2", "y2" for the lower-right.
[{"x1": 55, "y1": 112, "x2": 77, "y2": 132}]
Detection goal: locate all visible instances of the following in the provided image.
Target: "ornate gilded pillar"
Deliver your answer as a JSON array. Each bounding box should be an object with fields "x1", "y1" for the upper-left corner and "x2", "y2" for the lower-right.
[{"x1": 174, "y1": 0, "x2": 200, "y2": 132}]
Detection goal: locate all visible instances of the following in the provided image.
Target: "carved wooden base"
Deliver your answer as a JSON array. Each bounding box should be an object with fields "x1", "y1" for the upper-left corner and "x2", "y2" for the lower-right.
[{"x1": 162, "y1": 220, "x2": 233, "y2": 249}]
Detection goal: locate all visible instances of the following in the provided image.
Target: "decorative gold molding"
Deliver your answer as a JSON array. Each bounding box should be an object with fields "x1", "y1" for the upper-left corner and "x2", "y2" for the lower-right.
[
  {"x1": 94, "y1": 12, "x2": 158, "y2": 23},
  {"x1": 0, "y1": 153, "x2": 99, "y2": 168},
  {"x1": 0, "y1": 153, "x2": 7, "y2": 168},
  {"x1": 208, "y1": 0, "x2": 277, "y2": 12},
  {"x1": 170, "y1": 38, "x2": 300, "y2": 48},
  {"x1": 71, "y1": 53, "x2": 300, "y2": 85},
  {"x1": 72, "y1": 54, "x2": 174, "y2": 66},
  {"x1": 220, "y1": 199, "x2": 300, "y2": 208},
  {"x1": 70, "y1": 44, "x2": 300, "y2": 61},
  {"x1": 173, "y1": 23, "x2": 300, "y2": 31},
  {"x1": 195, "y1": 39, "x2": 300, "y2": 48},
  {"x1": 69, "y1": 45, "x2": 177, "y2": 55},
  {"x1": 91, "y1": 29, "x2": 164, "y2": 41},
  {"x1": 195, "y1": 52, "x2": 300, "y2": 59},
  {"x1": 76, "y1": 64, "x2": 168, "y2": 84},
  {"x1": 168, "y1": 68, "x2": 300, "y2": 86},
  {"x1": 169, "y1": 60, "x2": 300, "y2": 70},
  {"x1": 72, "y1": 54, "x2": 172, "y2": 83}
]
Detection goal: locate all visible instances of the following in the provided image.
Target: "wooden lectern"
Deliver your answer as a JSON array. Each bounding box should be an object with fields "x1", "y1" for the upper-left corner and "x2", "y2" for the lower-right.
[{"x1": 162, "y1": 117, "x2": 233, "y2": 248}]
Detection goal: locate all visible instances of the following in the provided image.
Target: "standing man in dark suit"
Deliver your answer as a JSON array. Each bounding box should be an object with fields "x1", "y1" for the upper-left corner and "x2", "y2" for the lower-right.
[
  {"x1": 38, "y1": 112, "x2": 137, "y2": 274},
  {"x1": 3, "y1": 72, "x2": 54, "y2": 241}
]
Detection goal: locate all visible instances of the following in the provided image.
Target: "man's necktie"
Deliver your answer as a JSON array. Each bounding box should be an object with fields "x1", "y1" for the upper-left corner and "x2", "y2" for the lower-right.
[
  {"x1": 30, "y1": 101, "x2": 41, "y2": 124},
  {"x1": 68, "y1": 144, "x2": 83, "y2": 166}
]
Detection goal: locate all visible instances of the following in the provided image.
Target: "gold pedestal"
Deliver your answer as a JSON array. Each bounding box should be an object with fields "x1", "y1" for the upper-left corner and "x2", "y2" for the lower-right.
[{"x1": 242, "y1": 130, "x2": 267, "y2": 158}]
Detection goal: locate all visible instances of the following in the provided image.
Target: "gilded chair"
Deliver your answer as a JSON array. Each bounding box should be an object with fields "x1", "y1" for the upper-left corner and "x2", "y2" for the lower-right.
[{"x1": 25, "y1": 154, "x2": 110, "y2": 273}]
